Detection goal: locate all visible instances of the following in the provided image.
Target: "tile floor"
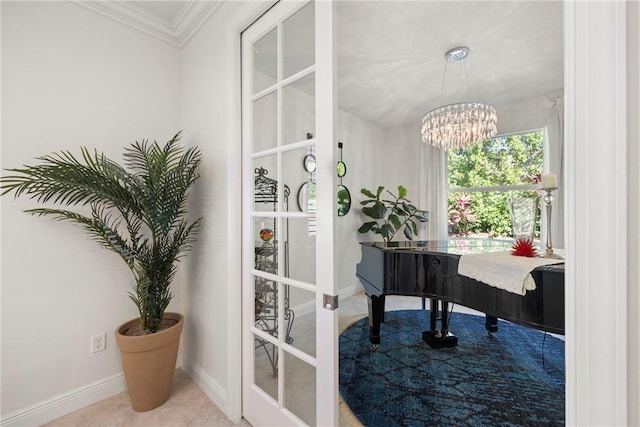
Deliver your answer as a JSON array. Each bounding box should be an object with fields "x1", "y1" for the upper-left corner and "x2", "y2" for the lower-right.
[
  {"x1": 40, "y1": 293, "x2": 435, "y2": 426},
  {"x1": 41, "y1": 367, "x2": 250, "y2": 427}
]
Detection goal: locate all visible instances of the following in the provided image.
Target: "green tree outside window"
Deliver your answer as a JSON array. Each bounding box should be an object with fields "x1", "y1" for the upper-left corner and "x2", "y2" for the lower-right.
[{"x1": 447, "y1": 131, "x2": 543, "y2": 238}]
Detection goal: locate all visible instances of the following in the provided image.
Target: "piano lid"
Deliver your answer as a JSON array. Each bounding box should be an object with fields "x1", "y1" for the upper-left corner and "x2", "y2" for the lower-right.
[{"x1": 360, "y1": 239, "x2": 515, "y2": 255}]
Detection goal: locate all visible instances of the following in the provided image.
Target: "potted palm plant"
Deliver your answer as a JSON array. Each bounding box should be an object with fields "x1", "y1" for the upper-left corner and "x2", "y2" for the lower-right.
[{"x1": 0, "y1": 131, "x2": 202, "y2": 411}]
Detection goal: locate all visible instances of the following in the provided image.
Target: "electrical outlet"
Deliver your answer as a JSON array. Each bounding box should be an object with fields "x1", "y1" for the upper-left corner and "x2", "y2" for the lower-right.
[{"x1": 91, "y1": 332, "x2": 106, "y2": 354}]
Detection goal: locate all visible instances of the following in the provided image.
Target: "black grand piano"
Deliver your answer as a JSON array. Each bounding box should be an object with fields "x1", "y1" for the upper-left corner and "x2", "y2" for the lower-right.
[{"x1": 355, "y1": 239, "x2": 564, "y2": 348}]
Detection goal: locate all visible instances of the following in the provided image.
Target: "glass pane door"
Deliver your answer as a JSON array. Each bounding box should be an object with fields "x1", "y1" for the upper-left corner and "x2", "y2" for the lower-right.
[{"x1": 241, "y1": 1, "x2": 337, "y2": 425}]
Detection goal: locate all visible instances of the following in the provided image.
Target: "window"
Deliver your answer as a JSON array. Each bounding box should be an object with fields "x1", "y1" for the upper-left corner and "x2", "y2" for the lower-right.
[{"x1": 447, "y1": 130, "x2": 544, "y2": 239}]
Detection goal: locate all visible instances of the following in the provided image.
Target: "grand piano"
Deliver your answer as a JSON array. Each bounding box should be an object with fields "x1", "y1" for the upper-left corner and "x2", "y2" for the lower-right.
[{"x1": 355, "y1": 239, "x2": 564, "y2": 348}]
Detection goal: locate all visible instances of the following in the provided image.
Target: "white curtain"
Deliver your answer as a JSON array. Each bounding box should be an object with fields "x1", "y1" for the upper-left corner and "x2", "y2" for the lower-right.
[
  {"x1": 544, "y1": 92, "x2": 565, "y2": 248},
  {"x1": 419, "y1": 140, "x2": 448, "y2": 240}
]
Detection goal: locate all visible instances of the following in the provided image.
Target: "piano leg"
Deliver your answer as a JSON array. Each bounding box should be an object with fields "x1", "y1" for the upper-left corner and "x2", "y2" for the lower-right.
[
  {"x1": 429, "y1": 298, "x2": 438, "y2": 331},
  {"x1": 441, "y1": 300, "x2": 451, "y2": 335},
  {"x1": 485, "y1": 314, "x2": 499, "y2": 335},
  {"x1": 367, "y1": 294, "x2": 385, "y2": 349},
  {"x1": 422, "y1": 298, "x2": 458, "y2": 348}
]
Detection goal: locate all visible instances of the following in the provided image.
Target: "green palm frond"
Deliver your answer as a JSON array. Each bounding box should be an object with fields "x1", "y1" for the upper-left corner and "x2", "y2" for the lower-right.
[
  {"x1": 26, "y1": 205, "x2": 137, "y2": 267},
  {"x1": 2, "y1": 148, "x2": 139, "y2": 212},
  {"x1": 1, "y1": 131, "x2": 202, "y2": 333}
]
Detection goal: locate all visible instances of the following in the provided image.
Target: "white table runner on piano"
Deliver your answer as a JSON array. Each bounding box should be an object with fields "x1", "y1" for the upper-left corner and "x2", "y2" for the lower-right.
[{"x1": 458, "y1": 251, "x2": 564, "y2": 295}]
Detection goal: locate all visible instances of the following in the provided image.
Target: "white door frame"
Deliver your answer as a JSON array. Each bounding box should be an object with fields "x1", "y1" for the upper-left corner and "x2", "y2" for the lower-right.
[
  {"x1": 314, "y1": 1, "x2": 339, "y2": 424},
  {"x1": 564, "y1": 1, "x2": 629, "y2": 425}
]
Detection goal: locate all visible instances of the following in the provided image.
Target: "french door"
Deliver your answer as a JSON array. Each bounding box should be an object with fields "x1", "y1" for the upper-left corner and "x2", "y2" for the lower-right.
[{"x1": 240, "y1": 1, "x2": 338, "y2": 426}]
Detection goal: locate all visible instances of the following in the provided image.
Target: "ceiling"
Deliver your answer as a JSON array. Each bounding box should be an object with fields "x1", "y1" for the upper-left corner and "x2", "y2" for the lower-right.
[
  {"x1": 336, "y1": 1, "x2": 564, "y2": 129},
  {"x1": 91, "y1": 1, "x2": 564, "y2": 130}
]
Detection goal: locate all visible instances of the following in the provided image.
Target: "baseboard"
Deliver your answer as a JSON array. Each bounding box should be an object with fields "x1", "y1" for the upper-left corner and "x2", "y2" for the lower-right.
[
  {"x1": 182, "y1": 363, "x2": 229, "y2": 418},
  {"x1": 0, "y1": 373, "x2": 126, "y2": 427},
  {"x1": 291, "y1": 298, "x2": 315, "y2": 317},
  {"x1": 339, "y1": 281, "x2": 364, "y2": 300}
]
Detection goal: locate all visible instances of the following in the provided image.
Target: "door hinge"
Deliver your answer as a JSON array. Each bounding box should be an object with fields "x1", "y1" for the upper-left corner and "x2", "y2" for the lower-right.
[{"x1": 323, "y1": 294, "x2": 339, "y2": 311}]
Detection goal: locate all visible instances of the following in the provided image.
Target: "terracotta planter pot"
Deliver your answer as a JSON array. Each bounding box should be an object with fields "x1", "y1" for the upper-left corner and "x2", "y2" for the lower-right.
[{"x1": 115, "y1": 312, "x2": 184, "y2": 412}]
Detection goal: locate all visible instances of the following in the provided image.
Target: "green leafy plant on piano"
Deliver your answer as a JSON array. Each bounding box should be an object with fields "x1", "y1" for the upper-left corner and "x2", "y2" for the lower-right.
[{"x1": 357, "y1": 185, "x2": 428, "y2": 243}]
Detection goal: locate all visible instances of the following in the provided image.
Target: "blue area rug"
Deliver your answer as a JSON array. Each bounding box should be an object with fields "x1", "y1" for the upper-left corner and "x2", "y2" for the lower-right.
[{"x1": 339, "y1": 309, "x2": 564, "y2": 426}]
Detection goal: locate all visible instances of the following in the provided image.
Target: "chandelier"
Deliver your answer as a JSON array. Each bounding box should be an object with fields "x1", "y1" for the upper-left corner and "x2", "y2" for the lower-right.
[{"x1": 421, "y1": 47, "x2": 497, "y2": 150}]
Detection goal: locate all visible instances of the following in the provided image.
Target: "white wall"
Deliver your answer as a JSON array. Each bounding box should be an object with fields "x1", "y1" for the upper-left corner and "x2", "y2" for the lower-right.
[
  {"x1": 179, "y1": 1, "x2": 261, "y2": 421},
  {"x1": 336, "y1": 110, "x2": 388, "y2": 292},
  {"x1": 1, "y1": 1, "x2": 181, "y2": 422},
  {"x1": 626, "y1": 1, "x2": 640, "y2": 423}
]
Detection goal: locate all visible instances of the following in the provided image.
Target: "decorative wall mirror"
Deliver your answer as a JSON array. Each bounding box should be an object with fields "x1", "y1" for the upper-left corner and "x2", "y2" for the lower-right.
[
  {"x1": 297, "y1": 181, "x2": 317, "y2": 212},
  {"x1": 303, "y1": 154, "x2": 316, "y2": 173},
  {"x1": 337, "y1": 155, "x2": 346, "y2": 178},
  {"x1": 337, "y1": 142, "x2": 351, "y2": 216},
  {"x1": 298, "y1": 145, "x2": 317, "y2": 212},
  {"x1": 337, "y1": 184, "x2": 351, "y2": 216}
]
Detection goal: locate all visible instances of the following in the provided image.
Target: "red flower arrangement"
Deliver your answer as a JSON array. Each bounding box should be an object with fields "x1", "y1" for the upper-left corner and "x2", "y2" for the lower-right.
[{"x1": 511, "y1": 238, "x2": 537, "y2": 257}]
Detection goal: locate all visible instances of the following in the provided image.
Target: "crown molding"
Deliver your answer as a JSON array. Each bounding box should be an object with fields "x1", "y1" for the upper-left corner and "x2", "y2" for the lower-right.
[
  {"x1": 173, "y1": 1, "x2": 223, "y2": 46},
  {"x1": 70, "y1": 0, "x2": 222, "y2": 48}
]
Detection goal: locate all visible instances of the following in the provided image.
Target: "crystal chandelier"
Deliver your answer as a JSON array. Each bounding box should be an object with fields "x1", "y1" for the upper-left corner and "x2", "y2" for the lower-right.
[{"x1": 421, "y1": 47, "x2": 497, "y2": 150}]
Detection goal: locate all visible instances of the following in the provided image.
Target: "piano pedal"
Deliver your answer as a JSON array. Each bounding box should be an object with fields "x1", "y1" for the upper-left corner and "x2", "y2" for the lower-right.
[{"x1": 422, "y1": 330, "x2": 458, "y2": 348}]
